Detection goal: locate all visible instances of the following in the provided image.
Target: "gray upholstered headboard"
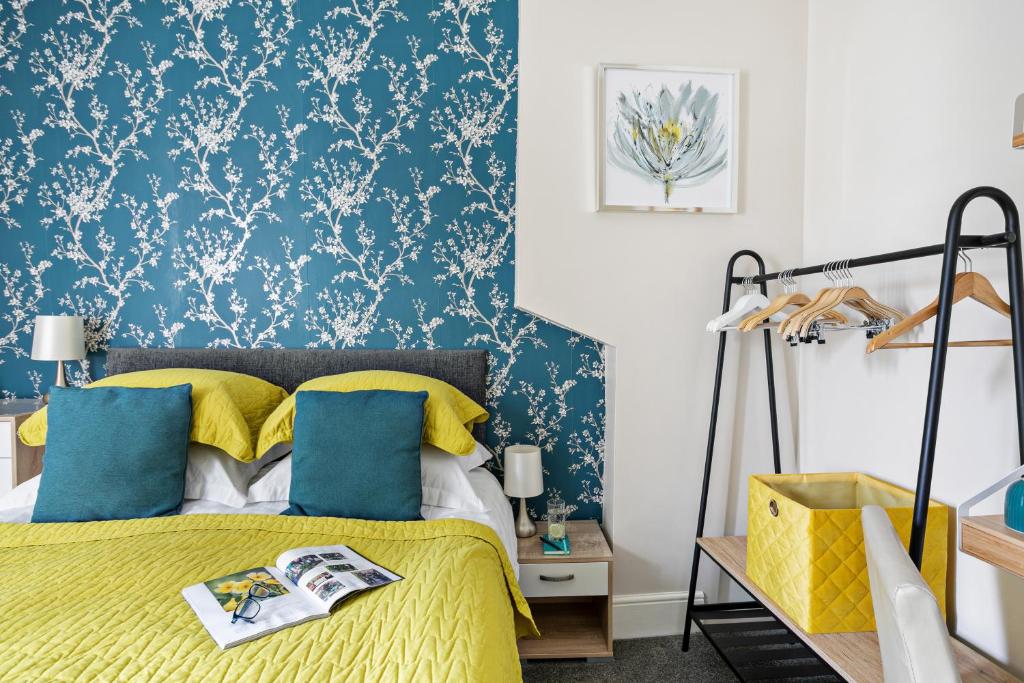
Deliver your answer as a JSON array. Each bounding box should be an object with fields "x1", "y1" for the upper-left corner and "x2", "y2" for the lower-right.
[{"x1": 105, "y1": 348, "x2": 490, "y2": 439}]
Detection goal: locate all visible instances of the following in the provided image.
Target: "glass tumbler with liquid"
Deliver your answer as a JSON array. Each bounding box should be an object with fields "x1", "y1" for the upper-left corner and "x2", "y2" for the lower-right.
[{"x1": 547, "y1": 495, "x2": 568, "y2": 542}]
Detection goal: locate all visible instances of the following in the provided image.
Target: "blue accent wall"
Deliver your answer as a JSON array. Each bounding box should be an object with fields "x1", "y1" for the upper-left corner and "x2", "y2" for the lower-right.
[{"x1": 0, "y1": 0, "x2": 605, "y2": 518}]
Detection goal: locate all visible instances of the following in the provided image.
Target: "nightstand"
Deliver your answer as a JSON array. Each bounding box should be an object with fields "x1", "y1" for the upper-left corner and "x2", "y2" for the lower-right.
[
  {"x1": 0, "y1": 399, "x2": 44, "y2": 495},
  {"x1": 517, "y1": 519, "x2": 613, "y2": 661}
]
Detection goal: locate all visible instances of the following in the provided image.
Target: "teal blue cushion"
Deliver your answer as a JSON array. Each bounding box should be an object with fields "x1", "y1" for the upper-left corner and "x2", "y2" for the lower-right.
[
  {"x1": 283, "y1": 389, "x2": 426, "y2": 521},
  {"x1": 31, "y1": 385, "x2": 193, "y2": 523}
]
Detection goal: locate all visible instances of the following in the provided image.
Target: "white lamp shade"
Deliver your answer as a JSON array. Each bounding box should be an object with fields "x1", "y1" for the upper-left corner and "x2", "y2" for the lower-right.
[
  {"x1": 503, "y1": 444, "x2": 543, "y2": 498},
  {"x1": 31, "y1": 315, "x2": 86, "y2": 361}
]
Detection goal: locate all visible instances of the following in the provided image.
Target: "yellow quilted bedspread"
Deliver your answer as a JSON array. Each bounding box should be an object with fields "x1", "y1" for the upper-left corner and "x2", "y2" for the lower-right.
[{"x1": 0, "y1": 515, "x2": 536, "y2": 682}]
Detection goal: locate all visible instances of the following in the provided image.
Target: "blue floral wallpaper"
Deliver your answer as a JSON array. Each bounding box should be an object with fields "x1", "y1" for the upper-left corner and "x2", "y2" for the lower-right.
[{"x1": 0, "y1": 0, "x2": 605, "y2": 518}]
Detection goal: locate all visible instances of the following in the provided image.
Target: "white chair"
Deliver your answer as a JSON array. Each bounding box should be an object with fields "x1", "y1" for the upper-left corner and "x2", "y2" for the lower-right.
[{"x1": 861, "y1": 505, "x2": 961, "y2": 683}]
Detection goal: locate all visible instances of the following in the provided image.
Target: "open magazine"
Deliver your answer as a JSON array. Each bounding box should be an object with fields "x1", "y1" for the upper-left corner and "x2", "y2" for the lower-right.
[{"x1": 182, "y1": 545, "x2": 403, "y2": 649}]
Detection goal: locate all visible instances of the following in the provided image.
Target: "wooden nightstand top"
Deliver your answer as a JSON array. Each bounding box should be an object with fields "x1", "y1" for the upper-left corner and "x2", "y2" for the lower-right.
[
  {"x1": 518, "y1": 520, "x2": 612, "y2": 564},
  {"x1": 0, "y1": 399, "x2": 41, "y2": 418}
]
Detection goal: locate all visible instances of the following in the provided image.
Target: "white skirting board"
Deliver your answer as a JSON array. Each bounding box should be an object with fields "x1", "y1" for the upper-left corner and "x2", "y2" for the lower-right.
[{"x1": 612, "y1": 591, "x2": 705, "y2": 639}]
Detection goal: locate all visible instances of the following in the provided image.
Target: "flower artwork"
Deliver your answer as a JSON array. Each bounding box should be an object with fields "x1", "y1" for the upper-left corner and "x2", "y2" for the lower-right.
[
  {"x1": 610, "y1": 84, "x2": 727, "y2": 203},
  {"x1": 599, "y1": 66, "x2": 738, "y2": 213}
]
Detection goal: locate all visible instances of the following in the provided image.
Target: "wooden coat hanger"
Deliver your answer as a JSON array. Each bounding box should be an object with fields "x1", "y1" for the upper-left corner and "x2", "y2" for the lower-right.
[
  {"x1": 866, "y1": 268, "x2": 1012, "y2": 352},
  {"x1": 796, "y1": 286, "x2": 906, "y2": 339},
  {"x1": 777, "y1": 264, "x2": 846, "y2": 338},
  {"x1": 778, "y1": 262, "x2": 854, "y2": 338},
  {"x1": 779, "y1": 261, "x2": 906, "y2": 339},
  {"x1": 738, "y1": 270, "x2": 848, "y2": 332}
]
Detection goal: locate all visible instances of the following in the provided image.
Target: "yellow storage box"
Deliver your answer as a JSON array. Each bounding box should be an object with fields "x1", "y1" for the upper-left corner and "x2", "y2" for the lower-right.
[{"x1": 747, "y1": 472, "x2": 948, "y2": 634}]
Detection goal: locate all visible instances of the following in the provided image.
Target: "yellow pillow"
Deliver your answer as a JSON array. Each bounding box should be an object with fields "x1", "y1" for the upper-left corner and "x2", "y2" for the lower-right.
[
  {"x1": 257, "y1": 370, "x2": 488, "y2": 458},
  {"x1": 18, "y1": 369, "x2": 288, "y2": 462}
]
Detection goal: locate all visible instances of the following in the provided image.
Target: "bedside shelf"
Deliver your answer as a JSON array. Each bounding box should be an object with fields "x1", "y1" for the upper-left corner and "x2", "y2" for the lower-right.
[
  {"x1": 517, "y1": 598, "x2": 610, "y2": 659},
  {"x1": 961, "y1": 515, "x2": 1024, "y2": 579}
]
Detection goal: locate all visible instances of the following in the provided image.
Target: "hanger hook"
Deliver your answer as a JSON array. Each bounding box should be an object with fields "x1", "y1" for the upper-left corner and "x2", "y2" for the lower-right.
[
  {"x1": 844, "y1": 258, "x2": 853, "y2": 286},
  {"x1": 957, "y1": 248, "x2": 974, "y2": 273}
]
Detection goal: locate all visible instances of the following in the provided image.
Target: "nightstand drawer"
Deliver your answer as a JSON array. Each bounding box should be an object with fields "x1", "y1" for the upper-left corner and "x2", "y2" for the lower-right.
[{"x1": 519, "y1": 561, "x2": 608, "y2": 598}]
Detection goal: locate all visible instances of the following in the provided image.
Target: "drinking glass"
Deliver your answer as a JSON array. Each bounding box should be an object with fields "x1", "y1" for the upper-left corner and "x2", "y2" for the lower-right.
[{"x1": 547, "y1": 495, "x2": 568, "y2": 541}]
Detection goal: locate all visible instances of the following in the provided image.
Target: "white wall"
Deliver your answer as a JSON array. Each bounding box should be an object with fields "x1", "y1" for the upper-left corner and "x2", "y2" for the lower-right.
[
  {"x1": 802, "y1": 0, "x2": 1024, "y2": 673},
  {"x1": 517, "y1": 0, "x2": 809, "y2": 631}
]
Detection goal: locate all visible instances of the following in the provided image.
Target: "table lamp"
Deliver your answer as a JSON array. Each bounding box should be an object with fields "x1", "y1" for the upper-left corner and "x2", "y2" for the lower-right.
[
  {"x1": 504, "y1": 444, "x2": 543, "y2": 538},
  {"x1": 32, "y1": 315, "x2": 86, "y2": 397}
]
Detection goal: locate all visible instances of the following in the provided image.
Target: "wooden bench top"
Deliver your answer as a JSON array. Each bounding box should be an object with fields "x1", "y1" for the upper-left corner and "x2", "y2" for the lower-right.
[{"x1": 697, "y1": 536, "x2": 1019, "y2": 683}]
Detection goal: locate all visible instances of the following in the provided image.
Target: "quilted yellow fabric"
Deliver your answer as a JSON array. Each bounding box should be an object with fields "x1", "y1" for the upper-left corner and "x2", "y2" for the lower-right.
[
  {"x1": 257, "y1": 371, "x2": 489, "y2": 458},
  {"x1": 746, "y1": 472, "x2": 948, "y2": 634},
  {"x1": 0, "y1": 515, "x2": 535, "y2": 682},
  {"x1": 17, "y1": 369, "x2": 288, "y2": 462}
]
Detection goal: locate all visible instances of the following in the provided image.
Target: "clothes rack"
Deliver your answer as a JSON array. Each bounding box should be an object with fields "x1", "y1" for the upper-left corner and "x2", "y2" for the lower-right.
[{"x1": 681, "y1": 186, "x2": 1024, "y2": 681}]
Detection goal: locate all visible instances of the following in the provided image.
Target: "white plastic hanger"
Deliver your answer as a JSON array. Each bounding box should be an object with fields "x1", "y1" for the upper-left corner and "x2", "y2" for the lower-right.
[{"x1": 706, "y1": 277, "x2": 785, "y2": 333}]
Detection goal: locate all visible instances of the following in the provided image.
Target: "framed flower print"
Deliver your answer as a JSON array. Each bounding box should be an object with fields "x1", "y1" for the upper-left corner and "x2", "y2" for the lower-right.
[{"x1": 598, "y1": 64, "x2": 739, "y2": 213}]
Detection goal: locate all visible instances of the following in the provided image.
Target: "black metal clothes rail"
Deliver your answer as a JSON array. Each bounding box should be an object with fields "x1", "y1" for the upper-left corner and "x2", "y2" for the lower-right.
[
  {"x1": 732, "y1": 231, "x2": 1015, "y2": 286},
  {"x1": 681, "y1": 186, "x2": 1024, "y2": 681}
]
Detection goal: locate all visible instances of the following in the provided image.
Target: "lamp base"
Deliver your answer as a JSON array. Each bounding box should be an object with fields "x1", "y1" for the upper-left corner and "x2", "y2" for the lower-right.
[
  {"x1": 42, "y1": 360, "x2": 66, "y2": 406},
  {"x1": 515, "y1": 497, "x2": 536, "y2": 538}
]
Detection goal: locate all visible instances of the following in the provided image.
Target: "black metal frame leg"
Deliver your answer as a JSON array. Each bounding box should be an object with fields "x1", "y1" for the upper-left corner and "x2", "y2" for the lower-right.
[
  {"x1": 682, "y1": 250, "x2": 781, "y2": 651},
  {"x1": 909, "y1": 186, "x2": 1024, "y2": 565}
]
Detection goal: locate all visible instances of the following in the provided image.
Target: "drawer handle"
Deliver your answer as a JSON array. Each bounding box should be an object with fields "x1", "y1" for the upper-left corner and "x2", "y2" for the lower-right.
[{"x1": 539, "y1": 573, "x2": 575, "y2": 582}]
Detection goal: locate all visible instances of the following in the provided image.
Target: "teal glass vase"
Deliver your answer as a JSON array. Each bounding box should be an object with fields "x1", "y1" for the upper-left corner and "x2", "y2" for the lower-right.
[{"x1": 1006, "y1": 477, "x2": 1024, "y2": 533}]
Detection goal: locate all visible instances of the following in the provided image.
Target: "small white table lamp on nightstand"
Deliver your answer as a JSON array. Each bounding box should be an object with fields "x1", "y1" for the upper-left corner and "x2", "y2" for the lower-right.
[
  {"x1": 504, "y1": 444, "x2": 543, "y2": 538},
  {"x1": 32, "y1": 315, "x2": 85, "y2": 397}
]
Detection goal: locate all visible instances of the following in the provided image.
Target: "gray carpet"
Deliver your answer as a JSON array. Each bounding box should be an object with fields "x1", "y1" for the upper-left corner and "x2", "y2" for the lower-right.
[{"x1": 521, "y1": 635, "x2": 737, "y2": 682}]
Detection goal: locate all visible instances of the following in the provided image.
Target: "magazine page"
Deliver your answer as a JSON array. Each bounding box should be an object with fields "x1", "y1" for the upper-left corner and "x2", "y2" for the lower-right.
[
  {"x1": 182, "y1": 566, "x2": 327, "y2": 650},
  {"x1": 276, "y1": 545, "x2": 404, "y2": 609}
]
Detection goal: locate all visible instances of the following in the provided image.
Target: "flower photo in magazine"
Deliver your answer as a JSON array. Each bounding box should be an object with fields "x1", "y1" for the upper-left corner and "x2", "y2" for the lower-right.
[{"x1": 204, "y1": 568, "x2": 289, "y2": 612}]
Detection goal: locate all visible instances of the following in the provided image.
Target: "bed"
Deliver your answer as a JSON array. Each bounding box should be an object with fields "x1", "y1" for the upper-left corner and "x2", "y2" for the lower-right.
[{"x1": 0, "y1": 348, "x2": 535, "y2": 682}]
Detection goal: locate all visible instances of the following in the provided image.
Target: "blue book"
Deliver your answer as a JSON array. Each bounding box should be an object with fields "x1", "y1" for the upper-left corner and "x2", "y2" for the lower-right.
[{"x1": 541, "y1": 534, "x2": 571, "y2": 556}]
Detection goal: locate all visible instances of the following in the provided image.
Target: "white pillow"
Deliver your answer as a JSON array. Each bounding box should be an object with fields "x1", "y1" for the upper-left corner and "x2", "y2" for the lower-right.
[
  {"x1": 247, "y1": 443, "x2": 488, "y2": 512},
  {"x1": 0, "y1": 446, "x2": 290, "y2": 514},
  {"x1": 457, "y1": 441, "x2": 494, "y2": 472},
  {"x1": 185, "y1": 443, "x2": 291, "y2": 508},
  {"x1": 0, "y1": 474, "x2": 40, "y2": 511},
  {"x1": 264, "y1": 439, "x2": 495, "y2": 472},
  {"x1": 246, "y1": 454, "x2": 291, "y2": 504},
  {"x1": 421, "y1": 444, "x2": 488, "y2": 511}
]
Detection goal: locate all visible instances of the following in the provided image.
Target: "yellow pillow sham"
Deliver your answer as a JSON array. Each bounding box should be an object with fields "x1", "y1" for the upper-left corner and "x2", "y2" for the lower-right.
[
  {"x1": 18, "y1": 369, "x2": 288, "y2": 462},
  {"x1": 257, "y1": 370, "x2": 489, "y2": 458}
]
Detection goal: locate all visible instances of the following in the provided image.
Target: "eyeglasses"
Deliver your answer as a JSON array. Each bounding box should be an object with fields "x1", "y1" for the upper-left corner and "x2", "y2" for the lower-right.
[{"x1": 231, "y1": 581, "x2": 272, "y2": 624}]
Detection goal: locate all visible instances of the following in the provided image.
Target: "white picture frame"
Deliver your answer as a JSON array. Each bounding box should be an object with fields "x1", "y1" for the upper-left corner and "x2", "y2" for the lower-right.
[{"x1": 597, "y1": 64, "x2": 739, "y2": 213}]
